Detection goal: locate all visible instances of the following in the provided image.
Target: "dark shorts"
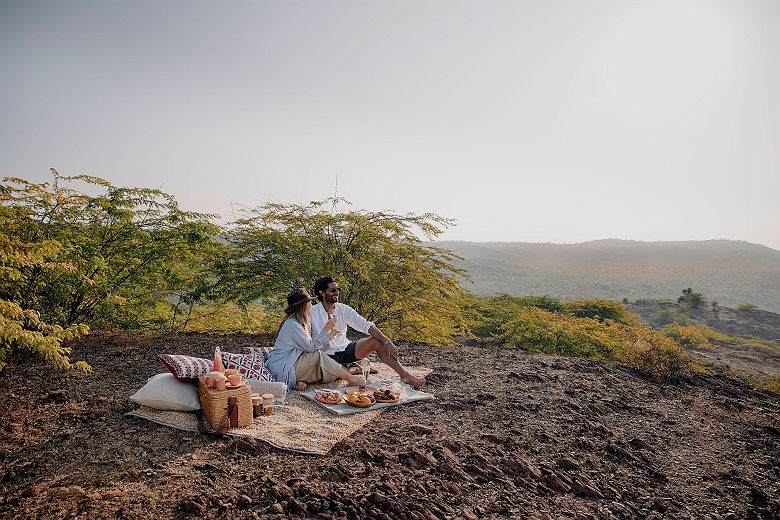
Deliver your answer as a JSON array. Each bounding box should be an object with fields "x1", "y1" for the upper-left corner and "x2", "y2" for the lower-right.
[{"x1": 328, "y1": 342, "x2": 359, "y2": 365}]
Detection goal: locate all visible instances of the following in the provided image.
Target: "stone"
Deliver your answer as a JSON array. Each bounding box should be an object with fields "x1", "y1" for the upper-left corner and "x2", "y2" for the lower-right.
[
  {"x1": 179, "y1": 499, "x2": 205, "y2": 515},
  {"x1": 410, "y1": 424, "x2": 433, "y2": 435},
  {"x1": 49, "y1": 486, "x2": 86, "y2": 499},
  {"x1": 556, "y1": 458, "x2": 580, "y2": 470}
]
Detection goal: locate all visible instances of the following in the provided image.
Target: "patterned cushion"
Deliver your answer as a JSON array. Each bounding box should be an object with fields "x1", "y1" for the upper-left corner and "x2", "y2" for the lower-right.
[
  {"x1": 243, "y1": 346, "x2": 273, "y2": 363},
  {"x1": 159, "y1": 354, "x2": 214, "y2": 383},
  {"x1": 221, "y1": 351, "x2": 274, "y2": 381}
]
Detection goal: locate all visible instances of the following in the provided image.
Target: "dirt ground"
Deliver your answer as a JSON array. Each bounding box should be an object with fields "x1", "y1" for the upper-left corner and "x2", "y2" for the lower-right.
[{"x1": 1, "y1": 333, "x2": 778, "y2": 519}]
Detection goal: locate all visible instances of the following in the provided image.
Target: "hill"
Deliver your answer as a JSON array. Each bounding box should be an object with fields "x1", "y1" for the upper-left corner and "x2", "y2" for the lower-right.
[
  {"x1": 1, "y1": 333, "x2": 778, "y2": 518},
  {"x1": 430, "y1": 239, "x2": 780, "y2": 313}
]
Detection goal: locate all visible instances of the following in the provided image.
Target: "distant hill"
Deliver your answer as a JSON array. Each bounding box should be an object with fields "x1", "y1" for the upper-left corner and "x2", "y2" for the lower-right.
[{"x1": 430, "y1": 239, "x2": 780, "y2": 313}]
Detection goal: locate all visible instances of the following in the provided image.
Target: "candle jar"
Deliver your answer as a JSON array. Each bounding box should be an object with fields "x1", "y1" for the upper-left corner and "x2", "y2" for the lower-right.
[
  {"x1": 252, "y1": 393, "x2": 262, "y2": 417},
  {"x1": 262, "y1": 394, "x2": 275, "y2": 416}
]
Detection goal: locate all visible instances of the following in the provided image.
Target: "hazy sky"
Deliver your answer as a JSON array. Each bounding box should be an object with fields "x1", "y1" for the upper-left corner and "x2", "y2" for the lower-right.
[{"x1": 2, "y1": 1, "x2": 779, "y2": 249}]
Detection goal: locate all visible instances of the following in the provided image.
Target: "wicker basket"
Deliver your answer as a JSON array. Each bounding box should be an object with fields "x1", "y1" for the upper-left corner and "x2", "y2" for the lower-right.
[{"x1": 198, "y1": 377, "x2": 253, "y2": 430}]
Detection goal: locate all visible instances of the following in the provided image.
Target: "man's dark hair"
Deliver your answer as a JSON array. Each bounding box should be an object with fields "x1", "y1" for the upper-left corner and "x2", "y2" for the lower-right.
[{"x1": 313, "y1": 276, "x2": 338, "y2": 302}]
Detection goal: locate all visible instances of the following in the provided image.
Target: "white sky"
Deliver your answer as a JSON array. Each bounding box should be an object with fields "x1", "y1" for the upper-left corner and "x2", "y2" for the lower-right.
[{"x1": 2, "y1": 0, "x2": 779, "y2": 249}]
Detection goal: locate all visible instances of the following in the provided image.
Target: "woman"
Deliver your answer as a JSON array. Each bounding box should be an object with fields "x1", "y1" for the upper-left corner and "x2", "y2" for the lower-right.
[{"x1": 266, "y1": 288, "x2": 366, "y2": 391}]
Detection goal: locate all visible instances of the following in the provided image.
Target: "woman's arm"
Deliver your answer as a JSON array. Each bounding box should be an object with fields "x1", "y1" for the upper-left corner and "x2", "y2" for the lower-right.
[{"x1": 282, "y1": 319, "x2": 337, "y2": 353}]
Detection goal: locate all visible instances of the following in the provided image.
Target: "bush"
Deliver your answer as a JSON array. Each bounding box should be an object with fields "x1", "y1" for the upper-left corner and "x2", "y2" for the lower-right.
[
  {"x1": 561, "y1": 299, "x2": 640, "y2": 326},
  {"x1": 620, "y1": 332, "x2": 691, "y2": 382},
  {"x1": 736, "y1": 303, "x2": 759, "y2": 311},
  {"x1": 496, "y1": 306, "x2": 627, "y2": 361},
  {"x1": 649, "y1": 308, "x2": 695, "y2": 327},
  {"x1": 461, "y1": 294, "x2": 562, "y2": 338},
  {"x1": 661, "y1": 323, "x2": 713, "y2": 349}
]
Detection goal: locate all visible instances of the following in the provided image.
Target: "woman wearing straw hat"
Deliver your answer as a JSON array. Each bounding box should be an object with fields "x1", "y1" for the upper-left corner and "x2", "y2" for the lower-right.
[{"x1": 266, "y1": 288, "x2": 367, "y2": 391}]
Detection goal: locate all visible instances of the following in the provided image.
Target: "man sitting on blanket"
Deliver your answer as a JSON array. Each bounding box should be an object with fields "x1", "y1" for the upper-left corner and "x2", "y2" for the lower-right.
[{"x1": 310, "y1": 276, "x2": 426, "y2": 387}]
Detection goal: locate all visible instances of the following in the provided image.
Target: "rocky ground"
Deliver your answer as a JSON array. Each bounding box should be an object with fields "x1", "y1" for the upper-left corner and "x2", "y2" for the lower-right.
[{"x1": 1, "y1": 333, "x2": 779, "y2": 520}]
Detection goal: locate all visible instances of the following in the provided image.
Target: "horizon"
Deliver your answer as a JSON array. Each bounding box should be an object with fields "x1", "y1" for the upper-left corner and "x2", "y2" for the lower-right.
[{"x1": 2, "y1": 1, "x2": 779, "y2": 250}]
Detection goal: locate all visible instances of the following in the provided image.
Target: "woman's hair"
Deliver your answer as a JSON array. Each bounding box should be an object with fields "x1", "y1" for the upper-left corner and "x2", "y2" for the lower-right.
[{"x1": 276, "y1": 301, "x2": 312, "y2": 337}]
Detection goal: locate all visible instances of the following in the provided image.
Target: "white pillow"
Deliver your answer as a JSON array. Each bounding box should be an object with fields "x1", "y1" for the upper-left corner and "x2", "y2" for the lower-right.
[{"x1": 129, "y1": 373, "x2": 201, "y2": 411}]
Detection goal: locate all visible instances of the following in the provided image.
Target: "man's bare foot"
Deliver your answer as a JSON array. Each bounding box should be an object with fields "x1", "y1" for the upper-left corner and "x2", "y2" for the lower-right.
[
  {"x1": 400, "y1": 373, "x2": 426, "y2": 387},
  {"x1": 348, "y1": 366, "x2": 362, "y2": 375},
  {"x1": 295, "y1": 382, "x2": 307, "y2": 391}
]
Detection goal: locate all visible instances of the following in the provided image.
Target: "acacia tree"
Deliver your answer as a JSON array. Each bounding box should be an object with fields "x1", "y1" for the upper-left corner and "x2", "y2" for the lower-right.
[
  {"x1": 1, "y1": 171, "x2": 224, "y2": 370},
  {"x1": 221, "y1": 198, "x2": 469, "y2": 344}
]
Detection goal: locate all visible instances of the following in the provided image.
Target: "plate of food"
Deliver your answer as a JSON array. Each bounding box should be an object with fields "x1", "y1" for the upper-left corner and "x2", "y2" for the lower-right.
[
  {"x1": 314, "y1": 391, "x2": 342, "y2": 405},
  {"x1": 343, "y1": 392, "x2": 375, "y2": 408},
  {"x1": 373, "y1": 387, "x2": 400, "y2": 403}
]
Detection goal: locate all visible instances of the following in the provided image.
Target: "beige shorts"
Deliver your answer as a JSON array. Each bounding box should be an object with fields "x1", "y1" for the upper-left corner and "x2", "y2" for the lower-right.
[{"x1": 294, "y1": 350, "x2": 343, "y2": 384}]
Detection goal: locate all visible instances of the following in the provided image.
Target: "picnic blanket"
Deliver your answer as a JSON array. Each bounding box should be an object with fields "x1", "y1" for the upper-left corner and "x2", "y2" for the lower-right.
[{"x1": 127, "y1": 364, "x2": 431, "y2": 455}]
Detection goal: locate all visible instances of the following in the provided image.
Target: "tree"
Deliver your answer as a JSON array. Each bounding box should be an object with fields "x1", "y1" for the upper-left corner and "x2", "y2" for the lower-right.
[
  {"x1": 220, "y1": 198, "x2": 469, "y2": 344},
  {"x1": 1, "y1": 171, "x2": 224, "y2": 369},
  {"x1": 677, "y1": 288, "x2": 706, "y2": 309}
]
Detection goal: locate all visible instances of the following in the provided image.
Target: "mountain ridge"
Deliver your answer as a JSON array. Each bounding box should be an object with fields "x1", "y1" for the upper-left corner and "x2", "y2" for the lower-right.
[{"x1": 427, "y1": 239, "x2": 780, "y2": 312}]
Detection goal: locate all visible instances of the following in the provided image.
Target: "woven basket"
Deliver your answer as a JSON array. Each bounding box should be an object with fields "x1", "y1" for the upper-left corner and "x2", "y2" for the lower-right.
[{"x1": 198, "y1": 377, "x2": 253, "y2": 430}]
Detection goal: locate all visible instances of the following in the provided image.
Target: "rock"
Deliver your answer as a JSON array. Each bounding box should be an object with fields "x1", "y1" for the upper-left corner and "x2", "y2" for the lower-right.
[
  {"x1": 462, "y1": 510, "x2": 479, "y2": 520},
  {"x1": 499, "y1": 458, "x2": 543, "y2": 480},
  {"x1": 238, "y1": 494, "x2": 252, "y2": 506},
  {"x1": 89, "y1": 397, "x2": 111, "y2": 407},
  {"x1": 43, "y1": 390, "x2": 69, "y2": 402},
  {"x1": 269, "y1": 503, "x2": 284, "y2": 514},
  {"x1": 19, "y1": 484, "x2": 43, "y2": 497},
  {"x1": 629, "y1": 438, "x2": 653, "y2": 451},
  {"x1": 179, "y1": 499, "x2": 205, "y2": 515},
  {"x1": 410, "y1": 424, "x2": 433, "y2": 435},
  {"x1": 543, "y1": 473, "x2": 572, "y2": 493},
  {"x1": 367, "y1": 491, "x2": 387, "y2": 504},
  {"x1": 480, "y1": 433, "x2": 504, "y2": 444},
  {"x1": 555, "y1": 458, "x2": 580, "y2": 470},
  {"x1": 49, "y1": 485, "x2": 86, "y2": 498},
  {"x1": 571, "y1": 477, "x2": 604, "y2": 499}
]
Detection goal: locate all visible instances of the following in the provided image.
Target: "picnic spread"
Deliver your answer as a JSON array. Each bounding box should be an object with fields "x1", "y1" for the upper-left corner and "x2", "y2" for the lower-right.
[{"x1": 127, "y1": 346, "x2": 433, "y2": 454}]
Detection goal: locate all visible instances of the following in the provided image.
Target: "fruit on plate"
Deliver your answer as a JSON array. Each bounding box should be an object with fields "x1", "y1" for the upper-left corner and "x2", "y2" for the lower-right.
[
  {"x1": 343, "y1": 392, "x2": 375, "y2": 407},
  {"x1": 315, "y1": 391, "x2": 341, "y2": 404}
]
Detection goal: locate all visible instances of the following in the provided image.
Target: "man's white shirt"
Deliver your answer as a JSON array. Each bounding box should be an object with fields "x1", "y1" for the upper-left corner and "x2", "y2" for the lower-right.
[{"x1": 310, "y1": 302, "x2": 374, "y2": 355}]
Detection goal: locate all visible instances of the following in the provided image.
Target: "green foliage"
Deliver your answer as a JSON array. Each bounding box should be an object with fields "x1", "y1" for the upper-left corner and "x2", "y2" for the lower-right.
[
  {"x1": 461, "y1": 293, "x2": 562, "y2": 337},
  {"x1": 677, "y1": 288, "x2": 706, "y2": 309},
  {"x1": 496, "y1": 306, "x2": 628, "y2": 361},
  {"x1": 736, "y1": 303, "x2": 759, "y2": 311},
  {"x1": 561, "y1": 299, "x2": 640, "y2": 325},
  {"x1": 661, "y1": 323, "x2": 713, "y2": 349},
  {"x1": 648, "y1": 308, "x2": 695, "y2": 327},
  {"x1": 220, "y1": 198, "x2": 469, "y2": 345},
  {"x1": 620, "y1": 331, "x2": 691, "y2": 382},
  {"x1": 1, "y1": 171, "x2": 225, "y2": 369}
]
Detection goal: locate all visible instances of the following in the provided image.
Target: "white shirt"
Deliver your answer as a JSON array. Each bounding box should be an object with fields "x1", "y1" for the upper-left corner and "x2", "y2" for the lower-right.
[{"x1": 310, "y1": 302, "x2": 374, "y2": 355}]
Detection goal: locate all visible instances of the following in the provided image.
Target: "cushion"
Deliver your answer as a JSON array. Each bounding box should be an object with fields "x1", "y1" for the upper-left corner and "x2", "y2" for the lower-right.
[
  {"x1": 221, "y1": 351, "x2": 275, "y2": 381},
  {"x1": 129, "y1": 373, "x2": 201, "y2": 411},
  {"x1": 243, "y1": 346, "x2": 273, "y2": 363},
  {"x1": 159, "y1": 354, "x2": 214, "y2": 383}
]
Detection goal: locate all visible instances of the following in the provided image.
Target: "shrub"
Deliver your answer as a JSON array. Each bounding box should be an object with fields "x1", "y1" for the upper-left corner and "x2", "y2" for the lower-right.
[
  {"x1": 620, "y1": 332, "x2": 691, "y2": 382},
  {"x1": 561, "y1": 299, "x2": 640, "y2": 326},
  {"x1": 736, "y1": 303, "x2": 759, "y2": 311},
  {"x1": 677, "y1": 288, "x2": 706, "y2": 309},
  {"x1": 496, "y1": 306, "x2": 627, "y2": 361},
  {"x1": 462, "y1": 294, "x2": 562, "y2": 338},
  {"x1": 649, "y1": 308, "x2": 695, "y2": 327},
  {"x1": 661, "y1": 323, "x2": 713, "y2": 349}
]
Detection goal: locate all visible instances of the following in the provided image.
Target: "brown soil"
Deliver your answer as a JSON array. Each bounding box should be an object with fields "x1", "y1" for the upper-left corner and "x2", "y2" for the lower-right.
[{"x1": 1, "y1": 333, "x2": 778, "y2": 519}]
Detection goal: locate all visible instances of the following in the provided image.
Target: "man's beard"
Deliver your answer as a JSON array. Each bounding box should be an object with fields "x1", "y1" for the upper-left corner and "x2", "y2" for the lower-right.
[{"x1": 325, "y1": 294, "x2": 338, "y2": 304}]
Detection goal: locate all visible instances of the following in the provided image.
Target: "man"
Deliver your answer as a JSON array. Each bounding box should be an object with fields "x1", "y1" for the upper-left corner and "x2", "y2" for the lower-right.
[{"x1": 310, "y1": 276, "x2": 426, "y2": 387}]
